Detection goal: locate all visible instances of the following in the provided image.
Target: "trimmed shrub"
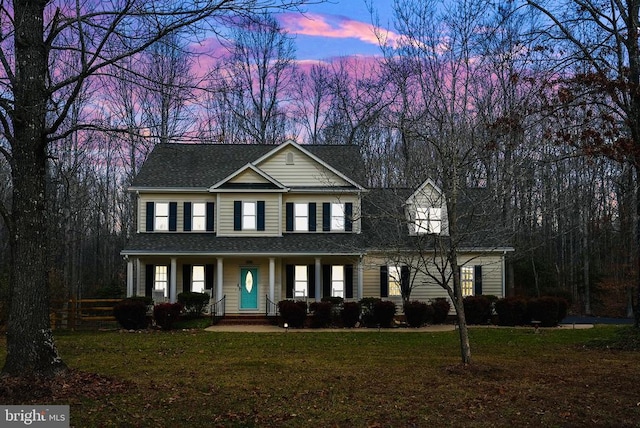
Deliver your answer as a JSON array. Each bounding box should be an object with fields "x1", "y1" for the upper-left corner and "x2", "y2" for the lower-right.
[
  {"x1": 359, "y1": 297, "x2": 382, "y2": 327},
  {"x1": 113, "y1": 298, "x2": 149, "y2": 330},
  {"x1": 404, "y1": 301, "x2": 429, "y2": 327},
  {"x1": 374, "y1": 300, "x2": 397, "y2": 328},
  {"x1": 430, "y1": 298, "x2": 451, "y2": 324},
  {"x1": 321, "y1": 296, "x2": 344, "y2": 306},
  {"x1": 177, "y1": 292, "x2": 210, "y2": 317},
  {"x1": 494, "y1": 297, "x2": 528, "y2": 326},
  {"x1": 278, "y1": 300, "x2": 307, "y2": 328},
  {"x1": 341, "y1": 301, "x2": 361, "y2": 328},
  {"x1": 463, "y1": 295, "x2": 492, "y2": 325},
  {"x1": 309, "y1": 301, "x2": 333, "y2": 328},
  {"x1": 529, "y1": 296, "x2": 561, "y2": 327},
  {"x1": 153, "y1": 302, "x2": 183, "y2": 330}
]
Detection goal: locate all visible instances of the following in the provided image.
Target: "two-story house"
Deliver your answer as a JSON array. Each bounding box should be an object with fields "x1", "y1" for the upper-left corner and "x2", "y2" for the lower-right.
[{"x1": 121, "y1": 141, "x2": 512, "y2": 316}]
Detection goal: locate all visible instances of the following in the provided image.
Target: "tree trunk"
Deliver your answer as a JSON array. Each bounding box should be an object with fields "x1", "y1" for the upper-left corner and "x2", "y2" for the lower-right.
[{"x1": 2, "y1": 0, "x2": 67, "y2": 377}]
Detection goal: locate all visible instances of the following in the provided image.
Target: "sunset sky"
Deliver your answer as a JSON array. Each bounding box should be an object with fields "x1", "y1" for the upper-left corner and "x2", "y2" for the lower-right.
[{"x1": 277, "y1": 1, "x2": 396, "y2": 61}]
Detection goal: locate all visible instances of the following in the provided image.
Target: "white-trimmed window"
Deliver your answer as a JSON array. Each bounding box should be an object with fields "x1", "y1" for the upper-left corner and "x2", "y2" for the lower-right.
[
  {"x1": 415, "y1": 207, "x2": 441, "y2": 234},
  {"x1": 388, "y1": 266, "x2": 402, "y2": 297},
  {"x1": 461, "y1": 266, "x2": 474, "y2": 297},
  {"x1": 192, "y1": 203, "x2": 206, "y2": 231},
  {"x1": 155, "y1": 202, "x2": 169, "y2": 231},
  {"x1": 155, "y1": 265, "x2": 168, "y2": 297},
  {"x1": 294, "y1": 203, "x2": 308, "y2": 231},
  {"x1": 294, "y1": 265, "x2": 308, "y2": 298},
  {"x1": 243, "y1": 201, "x2": 256, "y2": 230},
  {"x1": 192, "y1": 265, "x2": 205, "y2": 293},
  {"x1": 331, "y1": 203, "x2": 345, "y2": 231},
  {"x1": 331, "y1": 265, "x2": 344, "y2": 297}
]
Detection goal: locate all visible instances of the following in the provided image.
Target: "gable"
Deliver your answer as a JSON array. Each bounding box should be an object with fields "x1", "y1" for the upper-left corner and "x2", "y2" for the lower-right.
[{"x1": 256, "y1": 143, "x2": 357, "y2": 189}]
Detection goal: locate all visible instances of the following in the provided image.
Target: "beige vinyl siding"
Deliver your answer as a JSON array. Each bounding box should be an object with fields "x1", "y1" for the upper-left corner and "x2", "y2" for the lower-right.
[
  {"x1": 257, "y1": 147, "x2": 352, "y2": 188},
  {"x1": 282, "y1": 194, "x2": 361, "y2": 233},
  {"x1": 230, "y1": 169, "x2": 271, "y2": 184},
  {"x1": 138, "y1": 193, "x2": 216, "y2": 232},
  {"x1": 217, "y1": 193, "x2": 281, "y2": 236},
  {"x1": 361, "y1": 252, "x2": 505, "y2": 303}
]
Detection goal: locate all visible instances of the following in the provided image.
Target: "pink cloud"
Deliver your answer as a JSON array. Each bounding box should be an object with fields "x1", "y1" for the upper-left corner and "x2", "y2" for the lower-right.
[{"x1": 279, "y1": 12, "x2": 399, "y2": 47}]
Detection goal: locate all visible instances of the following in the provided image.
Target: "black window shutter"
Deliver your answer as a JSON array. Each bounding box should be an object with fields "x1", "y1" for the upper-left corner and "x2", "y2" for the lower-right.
[
  {"x1": 401, "y1": 266, "x2": 410, "y2": 295},
  {"x1": 474, "y1": 265, "x2": 483, "y2": 295},
  {"x1": 145, "y1": 264, "x2": 154, "y2": 296},
  {"x1": 308, "y1": 264, "x2": 316, "y2": 299},
  {"x1": 182, "y1": 264, "x2": 191, "y2": 293},
  {"x1": 286, "y1": 202, "x2": 294, "y2": 231},
  {"x1": 285, "y1": 264, "x2": 294, "y2": 298},
  {"x1": 183, "y1": 202, "x2": 192, "y2": 231},
  {"x1": 257, "y1": 201, "x2": 266, "y2": 231},
  {"x1": 205, "y1": 264, "x2": 214, "y2": 290},
  {"x1": 169, "y1": 202, "x2": 177, "y2": 231},
  {"x1": 206, "y1": 202, "x2": 215, "y2": 231},
  {"x1": 345, "y1": 264, "x2": 354, "y2": 298},
  {"x1": 345, "y1": 202, "x2": 353, "y2": 231},
  {"x1": 146, "y1": 202, "x2": 154, "y2": 232},
  {"x1": 233, "y1": 201, "x2": 242, "y2": 231},
  {"x1": 380, "y1": 265, "x2": 389, "y2": 298},
  {"x1": 322, "y1": 203, "x2": 330, "y2": 231},
  {"x1": 309, "y1": 203, "x2": 316, "y2": 231},
  {"x1": 322, "y1": 264, "x2": 331, "y2": 297}
]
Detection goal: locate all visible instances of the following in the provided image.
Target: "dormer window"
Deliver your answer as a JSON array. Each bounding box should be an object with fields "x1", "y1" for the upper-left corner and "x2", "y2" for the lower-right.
[{"x1": 416, "y1": 207, "x2": 441, "y2": 234}]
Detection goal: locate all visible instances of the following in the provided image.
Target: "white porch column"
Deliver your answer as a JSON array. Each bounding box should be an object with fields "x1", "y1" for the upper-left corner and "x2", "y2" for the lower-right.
[
  {"x1": 315, "y1": 257, "x2": 321, "y2": 301},
  {"x1": 216, "y1": 258, "x2": 224, "y2": 301},
  {"x1": 126, "y1": 258, "x2": 134, "y2": 297},
  {"x1": 170, "y1": 257, "x2": 177, "y2": 303},
  {"x1": 135, "y1": 258, "x2": 142, "y2": 296},
  {"x1": 358, "y1": 257, "x2": 364, "y2": 300},
  {"x1": 269, "y1": 257, "x2": 275, "y2": 314}
]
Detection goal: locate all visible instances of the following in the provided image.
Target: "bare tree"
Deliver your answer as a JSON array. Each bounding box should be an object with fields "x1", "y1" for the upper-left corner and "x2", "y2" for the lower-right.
[{"x1": 0, "y1": 0, "x2": 318, "y2": 378}]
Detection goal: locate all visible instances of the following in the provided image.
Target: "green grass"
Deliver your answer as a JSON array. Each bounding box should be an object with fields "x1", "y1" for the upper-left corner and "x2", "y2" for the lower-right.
[{"x1": 1, "y1": 326, "x2": 639, "y2": 427}]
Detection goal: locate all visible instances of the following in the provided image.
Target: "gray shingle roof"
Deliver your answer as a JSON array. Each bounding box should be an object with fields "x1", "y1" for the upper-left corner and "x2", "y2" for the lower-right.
[
  {"x1": 131, "y1": 143, "x2": 366, "y2": 188},
  {"x1": 122, "y1": 233, "x2": 365, "y2": 256}
]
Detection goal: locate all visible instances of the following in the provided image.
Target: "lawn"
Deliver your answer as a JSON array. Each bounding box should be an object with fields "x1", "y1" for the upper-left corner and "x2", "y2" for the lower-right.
[{"x1": 1, "y1": 326, "x2": 639, "y2": 427}]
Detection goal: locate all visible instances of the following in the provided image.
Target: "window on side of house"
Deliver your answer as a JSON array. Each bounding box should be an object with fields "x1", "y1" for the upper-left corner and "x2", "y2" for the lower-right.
[
  {"x1": 388, "y1": 265, "x2": 402, "y2": 297},
  {"x1": 294, "y1": 203, "x2": 308, "y2": 231},
  {"x1": 192, "y1": 202, "x2": 206, "y2": 231},
  {"x1": 155, "y1": 202, "x2": 169, "y2": 231},
  {"x1": 192, "y1": 265, "x2": 205, "y2": 293},
  {"x1": 243, "y1": 201, "x2": 256, "y2": 230},
  {"x1": 155, "y1": 265, "x2": 168, "y2": 297},
  {"x1": 294, "y1": 265, "x2": 308, "y2": 298},
  {"x1": 331, "y1": 265, "x2": 344, "y2": 297},
  {"x1": 331, "y1": 202, "x2": 345, "y2": 231},
  {"x1": 461, "y1": 266, "x2": 474, "y2": 297}
]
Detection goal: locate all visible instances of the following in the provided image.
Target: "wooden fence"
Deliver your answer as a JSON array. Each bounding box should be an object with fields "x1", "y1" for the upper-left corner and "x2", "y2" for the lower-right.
[{"x1": 50, "y1": 298, "x2": 121, "y2": 330}]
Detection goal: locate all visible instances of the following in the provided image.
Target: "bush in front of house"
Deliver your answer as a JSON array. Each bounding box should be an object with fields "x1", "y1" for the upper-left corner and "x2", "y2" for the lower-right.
[
  {"x1": 430, "y1": 298, "x2": 451, "y2": 324},
  {"x1": 177, "y1": 292, "x2": 210, "y2": 317},
  {"x1": 278, "y1": 300, "x2": 307, "y2": 328},
  {"x1": 463, "y1": 295, "x2": 492, "y2": 325},
  {"x1": 154, "y1": 302, "x2": 183, "y2": 330},
  {"x1": 359, "y1": 297, "x2": 381, "y2": 327},
  {"x1": 309, "y1": 301, "x2": 333, "y2": 328},
  {"x1": 113, "y1": 297, "x2": 149, "y2": 330},
  {"x1": 341, "y1": 301, "x2": 361, "y2": 328},
  {"x1": 528, "y1": 296, "x2": 563, "y2": 327},
  {"x1": 404, "y1": 301, "x2": 430, "y2": 327},
  {"x1": 374, "y1": 300, "x2": 397, "y2": 328},
  {"x1": 494, "y1": 297, "x2": 528, "y2": 326}
]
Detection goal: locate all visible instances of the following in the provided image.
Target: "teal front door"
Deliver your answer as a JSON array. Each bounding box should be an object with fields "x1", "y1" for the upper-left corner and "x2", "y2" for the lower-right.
[{"x1": 240, "y1": 268, "x2": 258, "y2": 310}]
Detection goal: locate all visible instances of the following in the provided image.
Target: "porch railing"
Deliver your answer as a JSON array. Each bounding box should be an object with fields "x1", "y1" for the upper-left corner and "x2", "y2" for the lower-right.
[
  {"x1": 211, "y1": 295, "x2": 225, "y2": 319},
  {"x1": 266, "y1": 295, "x2": 278, "y2": 316}
]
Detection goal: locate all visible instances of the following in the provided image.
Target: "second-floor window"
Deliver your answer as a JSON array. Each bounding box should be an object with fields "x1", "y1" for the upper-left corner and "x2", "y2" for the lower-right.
[
  {"x1": 155, "y1": 202, "x2": 169, "y2": 231},
  {"x1": 234, "y1": 200, "x2": 266, "y2": 231},
  {"x1": 331, "y1": 203, "x2": 345, "y2": 231},
  {"x1": 146, "y1": 201, "x2": 177, "y2": 232},
  {"x1": 295, "y1": 203, "x2": 308, "y2": 231},
  {"x1": 192, "y1": 203, "x2": 206, "y2": 231},
  {"x1": 321, "y1": 202, "x2": 353, "y2": 232},
  {"x1": 415, "y1": 207, "x2": 441, "y2": 234}
]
